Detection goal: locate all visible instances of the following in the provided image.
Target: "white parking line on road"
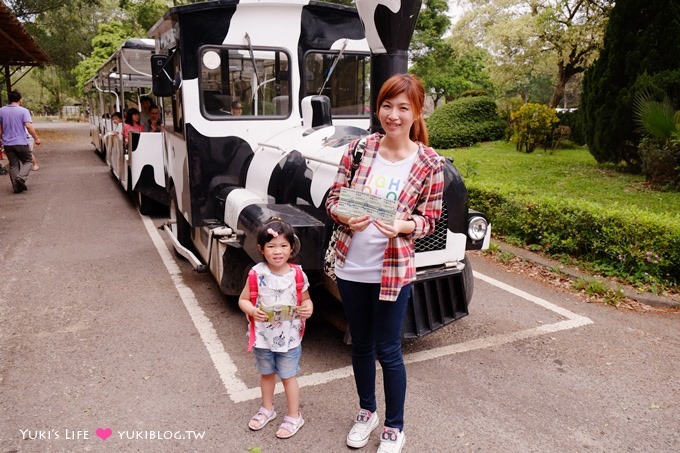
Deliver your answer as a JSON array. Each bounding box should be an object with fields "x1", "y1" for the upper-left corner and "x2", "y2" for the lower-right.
[
  {"x1": 141, "y1": 216, "x2": 248, "y2": 401},
  {"x1": 405, "y1": 272, "x2": 593, "y2": 365},
  {"x1": 143, "y1": 215, "x2": 593, "y2": 403}
]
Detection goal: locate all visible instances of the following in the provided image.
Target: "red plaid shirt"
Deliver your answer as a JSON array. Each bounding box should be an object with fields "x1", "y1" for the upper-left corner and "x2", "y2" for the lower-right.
[{"x1": 326, "y1": 133, "x2": 444, "y2": 301}]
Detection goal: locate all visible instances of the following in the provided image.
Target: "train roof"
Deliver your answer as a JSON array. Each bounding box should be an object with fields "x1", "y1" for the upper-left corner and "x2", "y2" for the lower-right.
[
  {"x1": 84, "y1": 38, "x2": 155, "y2": 91},
  {"x1": 148, "y1": 0, "x2": 358, "y2": 38}
]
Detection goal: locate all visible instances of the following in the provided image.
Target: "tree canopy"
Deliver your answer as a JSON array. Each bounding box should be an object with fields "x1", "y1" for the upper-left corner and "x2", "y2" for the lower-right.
[
  {"x1": 453, "y1": 0, "x2": 613, "y2": 107},
  {"x1": 409, "y1": 0, "x2": 493, "y2": 105},
  {"x1": 7, "y1": 0, "x2": 179, "y2": 112}
]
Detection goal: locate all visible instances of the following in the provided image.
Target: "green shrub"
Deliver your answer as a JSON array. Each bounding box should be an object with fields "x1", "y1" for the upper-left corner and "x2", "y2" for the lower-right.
[
  {"x1": 510, "y1": 103, "x2": 560, "y2": 153},
  {"x1": 467, "y1": 185, "x2": 680, "y2": 289},
  {"x1": 427, "y1": 96, "x2": 505, "y2": 149},
  {"x1": 632, "y1": 90, "x2": 680, "y2": 190},
  {"x1": 638, "y1": 138, "x2": 680, "y2": 189}
]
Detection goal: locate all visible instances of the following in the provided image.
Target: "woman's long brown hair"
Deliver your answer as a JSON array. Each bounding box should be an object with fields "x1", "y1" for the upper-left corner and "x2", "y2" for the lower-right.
[{"x1": 376, "y1": 73, "x2": 428, "y2": 146}]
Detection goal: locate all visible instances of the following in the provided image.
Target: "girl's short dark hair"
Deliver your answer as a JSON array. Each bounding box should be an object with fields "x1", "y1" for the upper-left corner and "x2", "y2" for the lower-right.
[{"x1": 257, "y1": 217, "x2": 300, "y2": 258}]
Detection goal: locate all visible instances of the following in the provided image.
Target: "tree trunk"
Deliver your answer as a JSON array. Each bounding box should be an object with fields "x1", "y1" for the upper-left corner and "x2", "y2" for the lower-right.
[{"x1": 550, "y1": 80, "x2": 566, "y2": 109}]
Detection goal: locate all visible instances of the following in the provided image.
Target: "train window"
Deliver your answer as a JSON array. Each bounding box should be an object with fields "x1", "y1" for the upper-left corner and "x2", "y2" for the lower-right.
[
  {"x1": 304, "y1": 51, "x2": 370, "y2": 117},
  {"x1": 199, "y1": 46, "x2": 290, "y2": 119}
]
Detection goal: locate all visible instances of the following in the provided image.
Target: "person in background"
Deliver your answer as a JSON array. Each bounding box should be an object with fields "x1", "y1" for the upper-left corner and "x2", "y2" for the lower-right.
[
  {"x1": 139, "y1": 96, "x2": 152, "y2": 127},
  {"x1": 0, "y1": 90, "x2": 41, "y2": 193},
  {"x1": 104, "y1": 112, "x2": 124, "y2": 151},
  {"x1": 325, "y1": 74, "x2": 444, "y2": 453},
  {"x1": 28, "y1": 131, "x2": 39, "y2": 171},
  {"x1": 230, "y1": 100, "x2": 243, "y2": 116},
  {"x1": 146, "y1": 105, "x2": 162, "y2": 132},
  {"x1": 0, "y1": 146, "x2": 7, "y2": 175},
  {"x1": 123, "y1": 108, "x2": 144, "y2": 147},
  {"x1": 0, "y1": 143, "x2": 6, "y2": 175}
]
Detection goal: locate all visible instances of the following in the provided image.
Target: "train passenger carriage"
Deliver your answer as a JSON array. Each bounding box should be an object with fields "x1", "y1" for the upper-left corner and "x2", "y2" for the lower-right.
[{"x1": 84, "y1": 38, "x2": 169, "y2": 214}]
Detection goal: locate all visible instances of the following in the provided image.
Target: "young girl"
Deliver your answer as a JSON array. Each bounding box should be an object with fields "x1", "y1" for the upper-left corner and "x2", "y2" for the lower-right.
[
  {"x1": 123, "y1": 108, "x2": 144, "y2": 147},
  {"x1": 238, "y1": 218, "x2": 314, "y2": 439},
  {"x1": 326, "y1": 73, "x2": 444, "y2": 453},
  {"x1": 110, "y1": 112, "x2": 124, "y2": 139}
]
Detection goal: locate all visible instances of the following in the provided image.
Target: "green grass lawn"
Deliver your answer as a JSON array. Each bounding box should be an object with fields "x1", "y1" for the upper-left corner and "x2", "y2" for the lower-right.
[{"x1": 440, "y1": 141, "x2": 680, "y2": 219}]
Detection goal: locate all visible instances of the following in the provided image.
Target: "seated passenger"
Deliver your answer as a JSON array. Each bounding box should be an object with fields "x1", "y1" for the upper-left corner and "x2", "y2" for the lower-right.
[
  {"x1": 230, "y1": 100, "x2": 243, "y2": 116},
  {"x1": 146, "y1": 105, "x2": 162, "y2": 132},
  {"x1": 123, "y1": 108, "x2": 144, "y2": 146},
  {"x1": 104, "y1": 111, "x2": 124, "y2": 151}
]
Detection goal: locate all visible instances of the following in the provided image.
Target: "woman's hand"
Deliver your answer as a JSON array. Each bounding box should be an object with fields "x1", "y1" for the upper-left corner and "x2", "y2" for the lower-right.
[
  {"x1": 346, "y1": 215, "x2": 371, "y2": 232},
  {"x1": 374, "y1": 219, "x2": 414, "y2": 238}
]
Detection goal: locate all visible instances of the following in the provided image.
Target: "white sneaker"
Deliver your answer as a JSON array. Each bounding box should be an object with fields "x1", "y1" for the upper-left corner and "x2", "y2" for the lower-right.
[
  {"x1": 376, "y1": 427, "x2": 405, "y2": 453},
  {"x1": 346, "y1": 409, "x2": 379, "y2": 448}
]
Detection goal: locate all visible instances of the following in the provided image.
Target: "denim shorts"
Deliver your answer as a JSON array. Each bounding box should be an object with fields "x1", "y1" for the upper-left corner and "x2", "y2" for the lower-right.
[{"x1": 253, "y1": 345, "x2": 301, "y2": 379}]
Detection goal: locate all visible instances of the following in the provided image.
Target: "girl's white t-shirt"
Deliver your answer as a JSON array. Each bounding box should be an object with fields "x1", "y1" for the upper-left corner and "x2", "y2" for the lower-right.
[
  {"x1": 335, "y1": 150, "x2": 418, "y2": 283},
  {"x1": 251, "y1": 262, "x2": 309, "y2": 352}
]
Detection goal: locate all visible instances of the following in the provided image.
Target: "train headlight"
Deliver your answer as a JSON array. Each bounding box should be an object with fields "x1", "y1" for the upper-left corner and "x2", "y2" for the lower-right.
[{"x1": 467, "y1": 216, "x2": 488, "y2": 241}]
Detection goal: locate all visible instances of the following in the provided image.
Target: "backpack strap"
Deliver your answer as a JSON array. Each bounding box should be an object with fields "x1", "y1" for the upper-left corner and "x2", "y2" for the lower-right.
[
  {"x1": 292, "y1": 264, "x2": 304, "y2": 305},
  {"x1": 246, "y1": 269, "x2": 258, "y2": 352},
  {"x1": 291, "y1": 264, "x2": 306, "y2": 338}
]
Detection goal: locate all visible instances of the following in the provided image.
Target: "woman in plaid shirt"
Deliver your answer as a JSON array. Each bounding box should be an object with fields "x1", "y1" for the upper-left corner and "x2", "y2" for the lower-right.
[{"x1": 326, "y1": 74, "x2": 444, "y2": 453}]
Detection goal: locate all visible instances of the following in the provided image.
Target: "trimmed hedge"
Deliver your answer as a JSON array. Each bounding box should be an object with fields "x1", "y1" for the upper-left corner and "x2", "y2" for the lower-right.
[
  {"x1": 427, "y1": 96, "x2": 506, "y2": 149},
  {"x1": 468, "y1": 184, "x2": 680, "y2": 288}
]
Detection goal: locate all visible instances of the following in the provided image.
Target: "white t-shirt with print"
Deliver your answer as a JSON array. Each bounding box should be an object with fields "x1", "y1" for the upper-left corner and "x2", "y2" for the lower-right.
[
  {"x1": 335, "y1": 150, "x2": 418, "y2": 283},
  {"x1": 251, "y1": 262, "x2": 309, "y2": 352}
]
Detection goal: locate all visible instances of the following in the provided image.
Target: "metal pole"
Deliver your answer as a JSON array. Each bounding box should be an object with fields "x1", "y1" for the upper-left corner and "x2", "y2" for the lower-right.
[{"x1": 3, "y1": 64, "x2": 11, "y2": 105}]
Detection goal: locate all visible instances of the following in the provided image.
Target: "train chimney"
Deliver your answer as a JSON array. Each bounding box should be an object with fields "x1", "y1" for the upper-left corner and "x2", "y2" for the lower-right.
[{"x1": 356, "y1": 0, "x2": 422, "y2": 133}]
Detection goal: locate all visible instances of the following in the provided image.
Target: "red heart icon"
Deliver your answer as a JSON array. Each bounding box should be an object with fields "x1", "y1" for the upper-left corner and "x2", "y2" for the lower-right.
[{"x1": 96, "y1": 427, "x2": 113, "y2": 440}]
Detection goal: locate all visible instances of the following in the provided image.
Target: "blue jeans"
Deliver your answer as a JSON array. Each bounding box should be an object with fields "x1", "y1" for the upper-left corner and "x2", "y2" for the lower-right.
[
  {"x1": 253, "y1": 345, "x2": 302, "y2": 379},
  {"x1": 337, "y1": 278, "x2": 411, "y2": 431}
]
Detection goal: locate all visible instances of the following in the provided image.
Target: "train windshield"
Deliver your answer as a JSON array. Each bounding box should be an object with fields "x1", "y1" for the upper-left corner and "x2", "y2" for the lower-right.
[
  {"x1": 304, "y1": 51, "x2": 370, "y2": 117},
  {"x1": 199, "y1": 46, "x2": 291, "y2": 118}
]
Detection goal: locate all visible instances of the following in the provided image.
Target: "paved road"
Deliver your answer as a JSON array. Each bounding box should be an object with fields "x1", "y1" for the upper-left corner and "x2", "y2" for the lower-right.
[{"x1": 1, "y1": 123, "x2": 678, "y2": 453}]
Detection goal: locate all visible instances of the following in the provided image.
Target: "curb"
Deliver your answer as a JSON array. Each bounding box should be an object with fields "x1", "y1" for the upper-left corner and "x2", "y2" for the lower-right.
[{"x1": 492, "y1": 241, "x2": 679, "y2": 310}]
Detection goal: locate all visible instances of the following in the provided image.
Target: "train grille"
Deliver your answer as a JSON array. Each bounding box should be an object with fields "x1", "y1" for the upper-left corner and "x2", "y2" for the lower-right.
[
  {"x1": 414, "y1": 203, "x2": 449, "y2": 253},
  {"x1": 402, "y1": 267, "x2": 469, "y2": 339}
]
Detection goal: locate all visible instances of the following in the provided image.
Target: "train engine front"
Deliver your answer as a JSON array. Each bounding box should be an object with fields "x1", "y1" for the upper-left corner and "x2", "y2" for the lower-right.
[
  {"x1": 153, "y1": 0, "x2": 490, "y2": 339},
  {"x1": 221, "y1": 0, "x2": 490, "y2": 338}
]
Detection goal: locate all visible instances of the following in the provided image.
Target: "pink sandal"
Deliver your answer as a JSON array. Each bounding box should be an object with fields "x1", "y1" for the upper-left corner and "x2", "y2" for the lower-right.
[
  {"x1": 276, "y1": 413, "x2": 305, "y2": 439},
  {"x1": 248, "y1": 406, "x2": 277, "y2": 431}
]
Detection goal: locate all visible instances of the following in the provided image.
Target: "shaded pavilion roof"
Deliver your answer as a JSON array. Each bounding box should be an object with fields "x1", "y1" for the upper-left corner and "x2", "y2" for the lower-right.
[{"x1": 0, "y1": 1, "x2": 49, "y2": 67}]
